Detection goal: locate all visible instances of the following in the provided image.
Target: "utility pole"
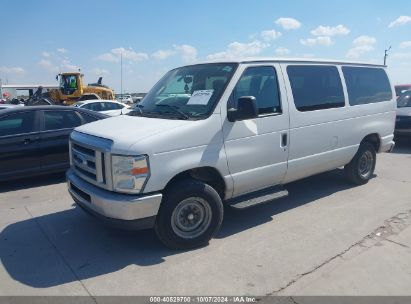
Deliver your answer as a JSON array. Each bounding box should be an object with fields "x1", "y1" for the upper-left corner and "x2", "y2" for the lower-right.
[
  {"x1": 384, "y1": 46, "x2": 391, "y2": 66},
  {"x1": 120, "y1": 52, "x2": 123, "y2": 97}
]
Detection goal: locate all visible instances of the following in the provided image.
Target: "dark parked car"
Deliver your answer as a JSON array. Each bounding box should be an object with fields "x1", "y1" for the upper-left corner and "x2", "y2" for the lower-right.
[
  {"x1": 0, "y1": 106, "x2": 108, "y2": 181},
  {"x1": 395, "y1": 90, "x2": 411, "y2": 138}
]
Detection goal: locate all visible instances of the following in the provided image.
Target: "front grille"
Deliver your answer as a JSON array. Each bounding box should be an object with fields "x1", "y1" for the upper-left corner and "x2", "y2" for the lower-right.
[
  {"x1": 70, "y1": 131, "x2": 113, "y2": 190},
  {"x1": 72, "y1": 144, "x2": 99, "y2": 182},
  {"x1": 70, "y1": 183, "x2": 91, "y2": 203}
]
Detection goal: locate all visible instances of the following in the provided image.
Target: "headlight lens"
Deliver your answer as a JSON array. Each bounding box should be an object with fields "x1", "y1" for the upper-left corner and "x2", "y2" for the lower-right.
[{"x1": 111, "y1": 155, "x2": 149, "y2": 193}]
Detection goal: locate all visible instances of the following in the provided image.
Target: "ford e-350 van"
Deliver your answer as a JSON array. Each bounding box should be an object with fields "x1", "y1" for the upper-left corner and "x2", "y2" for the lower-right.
[{"x1": 67, "y1": 58, "x2": 396, "y2": 249}]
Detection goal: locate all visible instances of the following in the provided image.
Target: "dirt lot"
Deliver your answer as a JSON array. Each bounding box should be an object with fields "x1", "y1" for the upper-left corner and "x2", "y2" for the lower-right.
[{"x1": 1, "y1": 140, "x2": 411, "y2": 297}]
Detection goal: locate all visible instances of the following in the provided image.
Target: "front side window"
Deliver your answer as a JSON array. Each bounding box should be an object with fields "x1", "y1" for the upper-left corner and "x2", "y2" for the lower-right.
[
  {"x1": 287, "y1": 65, "x2": 345, "y2": 112},
  {"x1": 133, "y1": 63, "x2": 238, "y2": 120},
  {"x1": 44, "y1": 110, "x2": 82, "y2": 130},
  {"x1": 0, "y1": 111, "x2": 36, "y2": 137},
  {"x1": 342, "y1": 67, "x2": 392, "y2": 105},
  {"x1": 232, "y1": 66, "x2": 282, "y2": 115}
]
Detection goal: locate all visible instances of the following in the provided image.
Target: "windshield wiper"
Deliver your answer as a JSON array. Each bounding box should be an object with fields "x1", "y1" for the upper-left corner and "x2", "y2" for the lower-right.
[{"x1": 155, "y1": 104, "x2": 189, "y2": 120}]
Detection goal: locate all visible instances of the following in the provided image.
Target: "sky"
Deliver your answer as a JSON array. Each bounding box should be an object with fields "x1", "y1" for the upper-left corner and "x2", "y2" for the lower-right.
[{"x1": 1, "y1": 0, "x2": 411, "y2": 93}]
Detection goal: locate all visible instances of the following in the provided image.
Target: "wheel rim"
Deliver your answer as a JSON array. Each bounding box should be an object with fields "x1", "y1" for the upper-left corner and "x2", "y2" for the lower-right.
[
  {"x1": 359, "y1": 150, "x2": 374, "y2": 178},
  {"x1": 171, "y1": 197, "x2": 212, "y2": 239}
]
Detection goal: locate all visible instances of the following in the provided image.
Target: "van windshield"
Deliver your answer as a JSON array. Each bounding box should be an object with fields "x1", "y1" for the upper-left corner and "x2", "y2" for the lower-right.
[
  {"x1": 131, "y1": 63, "x2": 238, "y2": 120},
  {"x1": 397, "y1": 91, "x2": 411, "y2": 108}
]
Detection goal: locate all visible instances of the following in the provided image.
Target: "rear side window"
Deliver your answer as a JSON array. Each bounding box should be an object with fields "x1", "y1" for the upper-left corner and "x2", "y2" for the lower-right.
[
  {"x1": 0, "y1": 111, "x2": 36, "y2": 136},
  {"x1": 287, "y1": 65, "x2": 345, "y2": 112},
  {"x1": 44, "y1": 110, "x2": 82, "y2": 130},
  {"x1": 103, "y1": 102, "x2": 123, "y2": 110},
  {"x1": 83, "y1": 102, "x2": 102, "y2": 111},
  {"x1": 342, "y1": 67, "x2": 392, "y2": 105}
]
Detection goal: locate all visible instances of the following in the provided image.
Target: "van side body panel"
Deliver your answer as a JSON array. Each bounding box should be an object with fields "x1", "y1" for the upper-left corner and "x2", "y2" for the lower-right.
[{"x1": 281, "y1": 63, "x2": 396, "y2": 183}]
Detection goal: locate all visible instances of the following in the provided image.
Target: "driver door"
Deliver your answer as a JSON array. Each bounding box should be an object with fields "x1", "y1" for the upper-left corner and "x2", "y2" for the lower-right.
[{"x1": 223, "y1": 64, "x2": 290, "y2": 197}]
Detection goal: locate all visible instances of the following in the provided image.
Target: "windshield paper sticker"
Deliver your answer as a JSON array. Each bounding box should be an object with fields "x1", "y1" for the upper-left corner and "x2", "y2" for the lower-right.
[{"x1": 187, "y1": 90, "x2": 214, "y2": 105}]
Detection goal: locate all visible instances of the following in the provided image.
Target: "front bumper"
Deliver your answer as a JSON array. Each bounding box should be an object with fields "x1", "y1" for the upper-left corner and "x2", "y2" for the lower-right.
[
  {"x1": 67, "y1": 169, "x2": 162, "y2": 230},
  {"x1": 379, "y1": 134, "x2": 396, "y2": 153}
]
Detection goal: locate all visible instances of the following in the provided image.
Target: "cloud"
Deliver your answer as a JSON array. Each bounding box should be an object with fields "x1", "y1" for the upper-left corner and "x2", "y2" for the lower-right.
[
  {"x1": 61, "y1": 59, "x2": 80, "y2": 72},
  {"x1": 352, "y1": 35, "x2": 377, "y2": 46},
  {"x1": 57, "y1": 48, "x2": 68, "y2": 53},
  {"x1": 97, "y1": 47, "x2": 149, "y2": 63},
  {"x1": 275, "y1": 17, "x2": 301, "y2": 30},
  {"x1": 207, "y1": 40, "x2": 269, "y2": 60},
  {"x1": 0, "y1": 66, "x2": 25, "y2": 75},
  {"x1": 38, "y1": 59, "x2": 58, "y2": 72},
  {"x1": 391, "y1": 52, "x2": 411, "y2": 59},
  {"x1": 400, "y1": 41, "x2": 411, "y2": 49},
  {"x1": 91, "y1": 68, "x2": 110, "y2": 76},
  {"x1": 151, "y1": 49, "x2": 176, "y2": 60},
  {"x1": 39, "y1": 58, "x2": 80, "y2": 73},
  {"x1": 388, "y1": 16, "x2": 411, "y2": 28},
  {"x1": 311, "y1": 24, "x2": 350, "y2": 36},
  {"x1": 300, "y1": 36, "x2": 333, "y2": 47},
  {"x1": 42, "y1": 51, "x2": 51, "y2": 58},
  {"x1": 97, "y1": 53, "x2": 118, "y2": 62},
  {"x1": 346, "y1": 35, "x2": 376, "y2": 58},
  {"x1": 260, "y1": 29, "x2": 282, "y2": 42},
  {"x1": 174, "y1": 44, "x2": 197, "y2": 63},
  {"x1": 151, "y1": 44, "x2": 197, "y2": 62},
  {"x1": 275, "y1": 47, "x2": 290, "y2": 56}
]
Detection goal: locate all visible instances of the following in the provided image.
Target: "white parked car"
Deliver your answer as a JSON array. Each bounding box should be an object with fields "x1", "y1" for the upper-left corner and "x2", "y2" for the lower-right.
[
  {"x1": 72, "y1": 100, "x2": 130, "y2": 116},
  {"x1": 0, "y1": 104, "x2": 24, "y2": 110},
  {"x1": 67, "y1": 58, "x2": 396, "y2": 249},
  {"x1": 395, "y1": 90, "x2": 411, "y2": 137},
  {"x1": 118, "y1": 95, "x2": 133, "y2": 104}
]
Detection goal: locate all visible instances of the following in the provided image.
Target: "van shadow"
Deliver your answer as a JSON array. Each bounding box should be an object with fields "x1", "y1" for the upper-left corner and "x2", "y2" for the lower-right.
[
  {"x1": 0, "y1": 172, "x2": 66, "y2": 193},
  {"x1": 0, "y1": 169, "x2": 355, "y2": 288}
]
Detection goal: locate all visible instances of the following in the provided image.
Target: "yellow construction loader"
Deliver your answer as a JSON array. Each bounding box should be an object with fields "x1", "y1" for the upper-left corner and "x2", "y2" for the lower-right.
[{"x1": 26, "y1": 72, "x2": 115, "y2": 106}]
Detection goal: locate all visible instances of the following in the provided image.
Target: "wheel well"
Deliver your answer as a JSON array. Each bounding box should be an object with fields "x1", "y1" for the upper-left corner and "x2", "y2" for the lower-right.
[
  {"x1": 361, "y1": 133, "x2": 380, "y2": 152},
  {"x1": 164, "y1": 167, "x2": 226, "y2": 199}
]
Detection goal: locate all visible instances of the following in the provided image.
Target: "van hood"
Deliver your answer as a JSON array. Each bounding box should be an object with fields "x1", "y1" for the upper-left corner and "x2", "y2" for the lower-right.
[{"x1": 75, "y1": 115, "x2": 194, "y2": 152}]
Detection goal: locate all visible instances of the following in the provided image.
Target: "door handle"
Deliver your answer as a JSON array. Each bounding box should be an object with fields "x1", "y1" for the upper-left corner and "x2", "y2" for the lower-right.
[{"x1": 281, "y1": 133, "x2": 288, "y2": 148}]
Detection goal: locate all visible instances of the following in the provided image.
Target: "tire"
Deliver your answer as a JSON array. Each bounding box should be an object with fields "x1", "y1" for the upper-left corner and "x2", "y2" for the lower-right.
[
  {"x1": 155, "y1": 179, "x2": 224, "y2": 250},
  {"x1": 344, "y1": 142, "x2": 376, "y2": 185}
]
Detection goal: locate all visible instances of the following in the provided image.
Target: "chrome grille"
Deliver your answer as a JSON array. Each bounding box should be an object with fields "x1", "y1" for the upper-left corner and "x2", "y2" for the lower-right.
[{"x1": 70, "y1": 131, "x2": 113, "y2": 190}]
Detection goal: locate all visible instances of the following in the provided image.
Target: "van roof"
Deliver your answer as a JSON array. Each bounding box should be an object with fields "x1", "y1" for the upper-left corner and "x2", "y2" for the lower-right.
[{"x1": 187, "y1": 57, "x2": 386, "y2": 68}]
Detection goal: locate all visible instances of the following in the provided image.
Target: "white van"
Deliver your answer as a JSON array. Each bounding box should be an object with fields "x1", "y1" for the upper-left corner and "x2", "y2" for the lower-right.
[{"x1": 67, "y1": 58, "x2": 396, "y2": 249}]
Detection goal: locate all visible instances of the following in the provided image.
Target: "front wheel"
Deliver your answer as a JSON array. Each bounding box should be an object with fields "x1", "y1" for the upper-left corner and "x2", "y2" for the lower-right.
[
  {"x1": 155, "y1": 179, "x2": 224, "y2": 250},
  {"x1": 344, "y1": 142, "x2": 376, "y2": 185}
]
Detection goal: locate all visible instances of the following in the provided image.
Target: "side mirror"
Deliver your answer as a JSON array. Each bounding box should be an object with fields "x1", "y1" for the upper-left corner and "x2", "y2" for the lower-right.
[{"x1": 227, "y1": 96, "x2": 258, "y2": 122}]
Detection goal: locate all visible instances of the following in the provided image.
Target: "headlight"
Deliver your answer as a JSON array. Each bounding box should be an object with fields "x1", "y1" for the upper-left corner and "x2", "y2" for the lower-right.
[{"x1": 111, "y1": 155, "x2": 149, "y2": 194}]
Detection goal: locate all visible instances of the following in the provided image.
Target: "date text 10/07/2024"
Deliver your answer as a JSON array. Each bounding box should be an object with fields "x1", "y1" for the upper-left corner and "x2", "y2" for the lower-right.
[{"x1": 149, "y1": 297, "x2": 257, "y2": 303}]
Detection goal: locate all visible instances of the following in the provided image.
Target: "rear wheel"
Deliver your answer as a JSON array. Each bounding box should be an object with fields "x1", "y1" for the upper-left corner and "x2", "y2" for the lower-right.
[
  {"x1": 344, "y1": 142, "x2": 376, "y2": 185},
  {"x1": 155, "y1": 179, "x2": 223, "y2": 250}
]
